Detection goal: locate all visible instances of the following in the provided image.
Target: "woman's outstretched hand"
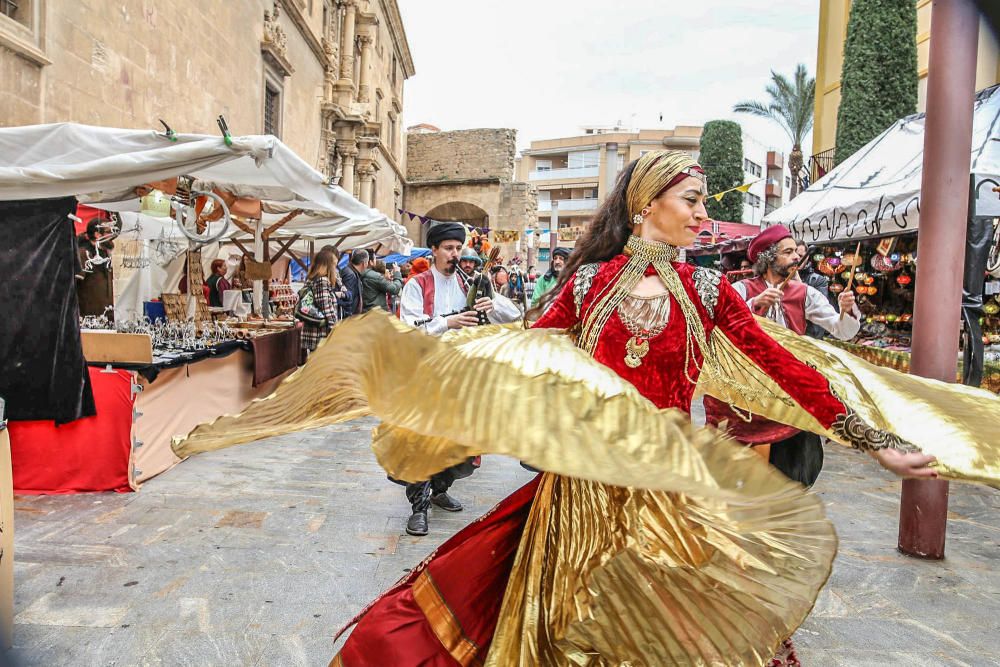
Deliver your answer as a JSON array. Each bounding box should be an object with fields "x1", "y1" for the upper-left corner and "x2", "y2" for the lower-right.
[{"x1": 870, "y1": 448, "x2": 938, "y2": 479}]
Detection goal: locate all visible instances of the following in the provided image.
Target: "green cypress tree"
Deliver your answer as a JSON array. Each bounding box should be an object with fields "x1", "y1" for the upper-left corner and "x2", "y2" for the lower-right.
[
  {"x1": 699, "y1": 120, "x2": 745, "y2": 222},
  {"x1": 834, "y1": 0, "x2": 918, "y2": 165}
]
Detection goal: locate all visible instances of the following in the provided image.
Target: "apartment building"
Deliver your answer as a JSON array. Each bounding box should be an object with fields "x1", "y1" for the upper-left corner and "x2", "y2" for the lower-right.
[
  {"x1": 516, "y1": 126, "x2": 702, "y2": 246},
  {"x1": 517, "y1": 125, "x2": 790, "y2": 251}
]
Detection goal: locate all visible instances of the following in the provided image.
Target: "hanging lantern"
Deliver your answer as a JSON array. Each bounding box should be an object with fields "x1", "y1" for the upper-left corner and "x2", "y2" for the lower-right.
[
  {"x1": 890, "y1": 253, "x2": 900, "y2": 263},
  {"x1": 813, "y1": 253, "x2": 824, "y2": 262},
  {"x1": 828, "y1": 256, "x2": 842, "y2": 267},
  {"x1": 896, "y1": 273, "x2": 913, "y2": 287},
  {"x1": 829, "y1": 282, "x2": 844, "y2": 293},
  {"x1": 984, "y1": 301, "x2": 1000, "y2": 316},
  {"x1": 886, "y1": 313, "x2": 898, "y2": 323}
]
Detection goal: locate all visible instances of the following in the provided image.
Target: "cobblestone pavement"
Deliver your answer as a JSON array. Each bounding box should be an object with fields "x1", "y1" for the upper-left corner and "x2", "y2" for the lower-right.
[{"x1": 8, "y1": 417, "x2": 1000, "y2": 666}]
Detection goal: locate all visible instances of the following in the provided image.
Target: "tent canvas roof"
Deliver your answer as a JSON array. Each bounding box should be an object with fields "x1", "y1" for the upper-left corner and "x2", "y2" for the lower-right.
[
  {"x1": 0, "y1": 123, "x2": 411, "y2": 253},
  {"x1": 762, "y1": 85, "x2": 1000, "y2": 244}
]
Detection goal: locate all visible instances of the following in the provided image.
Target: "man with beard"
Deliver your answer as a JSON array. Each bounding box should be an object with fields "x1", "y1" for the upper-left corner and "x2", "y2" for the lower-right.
[
  {"x1": 457, "y1": 245, "x2": 482, "y2": 277},
  {"x1": 530, "y1": 247, "x2": 569, "y2": 307},
  {"x1": 398, "y1": 221, "x2": 520, "y2": 535},
  {"x1": 795, "y1": 240, "x2": 832, "y2": 339},
  {"x1": 705, "y1": 225, "x2": 860, "y2": 486}
]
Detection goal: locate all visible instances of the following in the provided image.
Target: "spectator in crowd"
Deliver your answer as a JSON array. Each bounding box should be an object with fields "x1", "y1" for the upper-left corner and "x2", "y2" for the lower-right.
[
  {"x1": 530, "y1": 247, "x2": 569, "y2": 307},
  {"x1": 406, "y1": 257, "x2": 430, "y2": 284},
  {"x1": 300, "y1": 248, "x2": 342, "y2": 357},
  {"x1": 362, "y1": 258, "x2": 403, "y2": 312},
  {"x1": 339, "y1": 249, "x2": 369, "y2": 317}
]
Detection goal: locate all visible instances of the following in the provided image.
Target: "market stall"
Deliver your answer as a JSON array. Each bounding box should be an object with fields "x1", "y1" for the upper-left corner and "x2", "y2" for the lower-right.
[
  {"x1": 763, "y1": 85, "x2": 1000, "y2": 391},
  {"x1": 0, "y1": 123, "x2": 411, "y2": 493}
]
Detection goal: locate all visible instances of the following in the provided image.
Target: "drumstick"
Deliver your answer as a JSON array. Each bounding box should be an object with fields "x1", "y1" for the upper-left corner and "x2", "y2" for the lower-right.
[{"x1": 839, "y1": 241, "x2": 861, "y2": 321}]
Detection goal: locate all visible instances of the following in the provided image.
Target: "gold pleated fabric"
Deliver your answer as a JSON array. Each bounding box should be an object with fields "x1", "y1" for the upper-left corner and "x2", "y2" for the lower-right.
[
  {"x1": 700, "y1": 317, "x2": 1000, "y2": 489},
  {"x1": 173, "y1": 311, "x2": 1000, "y2": 665}
]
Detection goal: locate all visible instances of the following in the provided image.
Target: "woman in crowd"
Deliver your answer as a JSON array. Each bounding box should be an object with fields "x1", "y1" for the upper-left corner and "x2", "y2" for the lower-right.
[{"x1": 300, "y1": 248, "x2": 342, "y2": 357}]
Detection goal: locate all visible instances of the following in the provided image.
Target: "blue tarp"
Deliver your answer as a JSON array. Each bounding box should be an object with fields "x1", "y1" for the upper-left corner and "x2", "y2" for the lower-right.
[{"x1": 335, "y1": 247, "x2": 433, "y2": 270}]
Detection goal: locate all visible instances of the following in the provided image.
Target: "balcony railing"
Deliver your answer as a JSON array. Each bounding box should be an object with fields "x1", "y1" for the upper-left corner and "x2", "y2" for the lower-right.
[
  {"x1": 538, "y1": 198, "x2": 599, "y2": 212},
  {"x1": 809, "y1": 147, "x2": 836, "y2": 184},
  {"x1": 529, "y1": 166, "x2": 600, "y2": 181}
]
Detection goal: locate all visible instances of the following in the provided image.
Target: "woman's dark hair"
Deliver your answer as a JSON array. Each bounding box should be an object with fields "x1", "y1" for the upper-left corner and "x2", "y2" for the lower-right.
[{"x1": 525, "y1": 159, "x2": 640, "y2": 323}]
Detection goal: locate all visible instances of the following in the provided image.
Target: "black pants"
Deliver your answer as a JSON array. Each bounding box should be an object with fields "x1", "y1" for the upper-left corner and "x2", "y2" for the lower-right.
[
  {"x1": 768, "y1": 431, "x2": 825, "y2": 487},
  {"x1": 401, "y1": 458, "x2": 480, "y2": 513}
]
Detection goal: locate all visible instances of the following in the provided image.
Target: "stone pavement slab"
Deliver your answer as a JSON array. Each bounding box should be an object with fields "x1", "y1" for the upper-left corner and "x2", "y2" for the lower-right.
[{"x1": 7, "y1": 417, "x2": 1000, "y2": 666}]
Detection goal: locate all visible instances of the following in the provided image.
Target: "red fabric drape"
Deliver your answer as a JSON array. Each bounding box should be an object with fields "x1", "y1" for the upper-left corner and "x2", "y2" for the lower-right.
[{"x1": 9, "y1": 367, "x2": 135, "y2": 494}]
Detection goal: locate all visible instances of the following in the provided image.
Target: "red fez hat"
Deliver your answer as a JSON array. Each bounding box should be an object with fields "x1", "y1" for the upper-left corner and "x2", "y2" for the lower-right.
[{"x1": 747, "y1": 225, "x2": 792, "y2": 263}]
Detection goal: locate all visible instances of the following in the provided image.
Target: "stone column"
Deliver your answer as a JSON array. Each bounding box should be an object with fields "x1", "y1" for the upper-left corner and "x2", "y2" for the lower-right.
[
  {"x1": 338, "y1": 141, "x2": 358, "y2": 195},
  {"x1": 604, "y1": 143, "x2": 619, "y2": 196},
  {"x1": 357, "y1": 161, "x2": 375, "y2": 206},
  {"x1": 357, "y1": 34, "x2": 372, "y2": 103},
  {"x1": 549, "y1": 201, "x2": 559, "y2": 270},
  {"x1": 338, "y1": 0, "x2": 357, "y2": 83}
]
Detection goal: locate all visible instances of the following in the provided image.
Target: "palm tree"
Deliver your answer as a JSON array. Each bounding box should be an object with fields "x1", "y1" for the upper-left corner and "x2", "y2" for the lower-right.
[{"x1": 733, "y1": 64, "x2": 815, "y2": 200}]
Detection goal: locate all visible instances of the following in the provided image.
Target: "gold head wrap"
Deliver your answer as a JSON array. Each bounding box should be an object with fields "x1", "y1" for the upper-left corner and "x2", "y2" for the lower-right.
[{"x1": 625, "y1": 149, "x2": 704, "y2": 217}]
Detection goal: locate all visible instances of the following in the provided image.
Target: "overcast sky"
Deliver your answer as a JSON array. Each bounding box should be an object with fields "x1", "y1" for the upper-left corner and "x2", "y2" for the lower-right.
[{"x1": 397, "y1": 0, "x2": 820, "y2": 155}]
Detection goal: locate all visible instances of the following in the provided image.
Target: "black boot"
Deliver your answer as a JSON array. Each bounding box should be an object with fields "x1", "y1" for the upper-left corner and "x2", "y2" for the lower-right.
[
  {"x1": 406, "y1": 510, "x2": 428, "y2": 536},
  {"x1": 431, "y1": 492, "x2": 463, "y2": 512}
]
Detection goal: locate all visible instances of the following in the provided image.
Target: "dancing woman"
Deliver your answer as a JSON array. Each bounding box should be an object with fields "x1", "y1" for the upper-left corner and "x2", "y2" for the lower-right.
[
  {"x1": 176, "y1": 151, "x2": 997, "y2": 666},
  {"x1": 328, "y1": 151, "x2": 933, "y2": 665}
]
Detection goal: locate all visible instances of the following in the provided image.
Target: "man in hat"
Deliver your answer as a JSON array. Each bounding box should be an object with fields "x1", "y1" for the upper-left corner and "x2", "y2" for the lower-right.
[
  {"x1": 705, "y1": 225, "x2": 861, "y2": 486},
  {"x1": 530, "y1": 247, "x2": 570, "y2": 307},
  {"x1": 397, "y1": 221, "x2": 520, "y2": 536},
  {"x1": 458, "y1": 245, "x2": 482, "y2": 277},
  {"x1": 739, "y1": 226, "x2": 858, "y2": 338}
]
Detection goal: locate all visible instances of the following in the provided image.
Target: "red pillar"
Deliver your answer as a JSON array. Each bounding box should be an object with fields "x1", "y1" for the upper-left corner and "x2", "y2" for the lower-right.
[{"x1": 899, "y1": 0, "x2": 980, "y2": 559}]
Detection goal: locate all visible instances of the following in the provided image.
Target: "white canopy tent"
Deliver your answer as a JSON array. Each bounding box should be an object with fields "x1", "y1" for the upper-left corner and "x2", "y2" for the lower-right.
[
  {"x1": 0, "y1": 123, "x2": 411, "y2": 253},
  {"x1": 763, "y1": 85, "x2": 1000, "y2": 243}
]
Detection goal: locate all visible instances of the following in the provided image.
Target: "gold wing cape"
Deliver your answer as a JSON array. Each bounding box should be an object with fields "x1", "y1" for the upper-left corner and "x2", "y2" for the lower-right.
[{"x1": 173, "y1": 312, "x2": 1000, "y2": 665}]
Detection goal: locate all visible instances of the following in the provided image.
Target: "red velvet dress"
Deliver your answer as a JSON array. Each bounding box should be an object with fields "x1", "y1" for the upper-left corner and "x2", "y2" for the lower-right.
[{"x1": 331, "y1": 255, "x2": 848, "y2": 666}]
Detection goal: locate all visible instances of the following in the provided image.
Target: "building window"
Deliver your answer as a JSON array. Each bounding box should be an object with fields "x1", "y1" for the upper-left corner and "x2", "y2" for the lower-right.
[
  {"x1": 584, "y1": 188, "x2": 597, "y2": 199},
  {"x1": 388, "y1": 114, "x2": 397, "y2": 155},
  {"x1": 391, "y1": 55, "x2": 397, "y2": 87},
  {"x1": 535, "y1": 159, "x2": 552, "y2": 172},
  {"x1": 617, "y1": 154, "x2": 625, "y2": 171},
  {"x1": 744, "y1": 192, "x2": 761, "y2": 208},
  {"x1": 785, "y1": 176, "x2": 791, "y2": 188},
  {"x1": 263, "y1": 82, "x2": 281, "y2": 137},
  {"x1": 568, "y1": 150, "x2": 599, "y2": 169},
  {"x1": 1, "y1": 0, "x2": 18, "y2": 20},
  {"x1": 743, "y1": 159, "x2": 762, "y2": 177},
  {"x1": 537, "y1": 191, "x2": 551, "y2": 202}
]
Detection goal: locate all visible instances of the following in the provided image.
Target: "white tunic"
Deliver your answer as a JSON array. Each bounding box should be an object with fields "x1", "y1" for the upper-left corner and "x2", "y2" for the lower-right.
[
  {"x1": 734, "y1": 279, "x2": 861, "y2": 341},
  {"x1": 400, "y1": 266, "x2": 521, "y2": 336}
]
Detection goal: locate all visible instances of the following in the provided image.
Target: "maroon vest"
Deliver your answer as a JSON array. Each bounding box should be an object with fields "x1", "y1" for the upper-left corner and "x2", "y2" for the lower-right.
[
  {"x1": 739, "y1": 277, "x2": 808, "y2": 335},
  {"x1": 413, "y1": 270, "x2": 468, "y2": 318}
]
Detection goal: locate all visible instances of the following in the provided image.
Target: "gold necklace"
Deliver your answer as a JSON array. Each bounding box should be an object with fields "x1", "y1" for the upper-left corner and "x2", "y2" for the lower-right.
[{"x1": 619, "y1": 293, "x2": 671, "y2": 368}]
